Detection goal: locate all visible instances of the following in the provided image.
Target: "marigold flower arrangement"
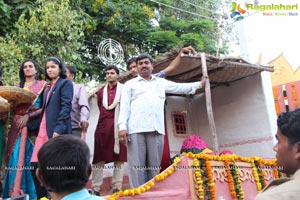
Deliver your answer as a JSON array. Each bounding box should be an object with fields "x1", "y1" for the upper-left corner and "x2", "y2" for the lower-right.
[
  {"x1": 230, "y1": 162, "x2": 245, "y2": 199},
  {"x1": 106, "y1": 156, "x2": 182, "y2": 200},
  {"x1": 224, "y1": 160, "x2": 237, "y2": 199},
  {"x1": 105, "y1": 149, "x2": 278, "y2": 200},
  {"x1": 193, "y1": 158, "x2": 204, "y2": 200}
]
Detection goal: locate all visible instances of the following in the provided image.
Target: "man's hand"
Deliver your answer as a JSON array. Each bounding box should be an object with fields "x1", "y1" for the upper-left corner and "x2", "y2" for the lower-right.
[
  {"x1": 80, "y1": 121, "x2": 89, "y2": 133},
  {"x1": 180, "y1": 46, "x2": 196, "y2": 56},
  {"x1": 118, "y1": 130, "x2": 129, "y2": 144}
]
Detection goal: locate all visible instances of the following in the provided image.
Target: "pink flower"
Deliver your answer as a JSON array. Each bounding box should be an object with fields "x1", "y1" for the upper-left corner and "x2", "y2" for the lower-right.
[
  {"x1": 181, "y1": 134, "x2": 208, "y2": 150},
  {"x1": 219, "y1": 150, "x2": 234, "y2": 155}
]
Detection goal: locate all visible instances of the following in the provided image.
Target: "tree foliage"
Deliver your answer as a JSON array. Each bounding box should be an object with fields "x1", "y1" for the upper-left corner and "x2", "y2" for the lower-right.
[
  {"x1": 0, "y1": 0, "x2": 89, "y2": 85},
  {"x1": 0, "y1": 0, "x2": 35, "y2": 37},
  {"x1": 0, "y1": 0, "x2": 231, "y2": 85}
]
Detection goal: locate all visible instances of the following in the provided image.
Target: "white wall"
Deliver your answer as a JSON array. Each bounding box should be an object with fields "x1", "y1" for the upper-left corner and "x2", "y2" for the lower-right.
[
  {"x1": 165, "y1": 96, "x2": 193, "y2": 157},
  {"x1": 166, "y1": 73, "x2": 276, "y2": 158}
]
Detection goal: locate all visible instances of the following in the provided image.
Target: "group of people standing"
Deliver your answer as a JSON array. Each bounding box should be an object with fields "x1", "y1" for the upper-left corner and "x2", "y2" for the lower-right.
[
  {"x1": 91, "y1": 46, "x2": 206, "y2": 194},
  {"x1": 0, "y1": 57, "x2": 73, "y2": 198},
  {"x1": 0, "y1": 46, "x2": 206, "y2": 199},
  {"x1": 0, "y1": 57, "x2": 82, "y2": 199}
]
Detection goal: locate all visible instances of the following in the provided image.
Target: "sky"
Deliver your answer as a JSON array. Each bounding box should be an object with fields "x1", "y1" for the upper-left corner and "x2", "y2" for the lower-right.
[{"x1": 229, "y1": 0, "x2": 300, "y2": 69}]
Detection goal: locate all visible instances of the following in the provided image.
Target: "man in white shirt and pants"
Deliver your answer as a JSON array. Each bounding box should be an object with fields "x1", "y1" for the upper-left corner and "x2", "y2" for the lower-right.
[{"x1": 118, "y1": 53, "x2": 206, "y2": 188}]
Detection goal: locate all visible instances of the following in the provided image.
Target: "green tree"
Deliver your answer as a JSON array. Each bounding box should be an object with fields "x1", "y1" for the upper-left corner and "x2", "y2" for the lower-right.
[
  {"x1": 0, "y1": 0, "x2": 231, "y2": 84},
  {"x1": 78, "y1": 0, "x2": 226, "y2": 79},
  {"x1": 0, "y1": 0, "x2": 35, "y2": 37},
  {"x1": 0, "y1": 0, "x2": 89, "y2": 85},
  {"x1": 0, "y1": 37, "x2": 24, "y2": 85}
]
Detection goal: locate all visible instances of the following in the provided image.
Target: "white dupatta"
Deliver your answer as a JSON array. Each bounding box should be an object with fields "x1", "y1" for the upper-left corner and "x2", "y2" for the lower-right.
[{"x1": 102, "y1": 82, "x2": 123, "y2": 154}]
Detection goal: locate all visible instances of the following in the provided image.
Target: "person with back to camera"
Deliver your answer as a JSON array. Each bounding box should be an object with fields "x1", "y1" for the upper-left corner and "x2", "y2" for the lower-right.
[
  {"x1": 255, "y1": 108, "x2": 300, "y2": 200},
  {"x1": 36, "y1": 135, "x2": 105, "y2": 200}
]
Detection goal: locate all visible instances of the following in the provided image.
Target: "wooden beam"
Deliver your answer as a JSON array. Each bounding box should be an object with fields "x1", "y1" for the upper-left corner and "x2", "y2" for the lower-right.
[{"x1": 201, "y1": 53, "x2": 219, "y2": 154}]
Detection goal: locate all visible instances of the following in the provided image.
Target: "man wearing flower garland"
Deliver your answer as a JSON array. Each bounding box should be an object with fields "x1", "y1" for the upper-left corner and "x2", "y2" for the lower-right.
[{"x1": 255, "y1": 108, "x2": 300, "y2": 200}]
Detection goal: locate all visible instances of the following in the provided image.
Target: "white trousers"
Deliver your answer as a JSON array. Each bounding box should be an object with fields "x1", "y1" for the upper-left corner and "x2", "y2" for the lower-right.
[{"x1": 92, "y1": 161, "x2": 124, "y2": 191}]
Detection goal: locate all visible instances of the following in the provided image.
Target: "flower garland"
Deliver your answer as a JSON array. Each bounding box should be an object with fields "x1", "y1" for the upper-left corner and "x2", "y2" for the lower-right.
[
  {"x1": 224, "y1": 160, "x2": 237, "y2": 200},
  {"x1": 105, "y1": 156, "x2": 181, "y2": 199},
  {"x1": 251, "y1": 159, "x2": 262, "y2": 192},
  {"x1": 254, "y1": 158, "x2": 267, "y2": 189},
  {"x1": 193, "y1": 158, "x2": 204, "y2": 200},
  {"x1": 262, "y1": 158, "x2": 282, "y2": 179},
  {"x1": 258, "y1": 159, "x2": 268, "y2": 187},
  {"x1": 230, "y1": 162, "x2": 245, "y2": 199},
  {"x1": 199, "y1": 157, "x2": 213, "y2": 200},
  {"x1": 205, "y1": 158, "x2": 217, "y2": 200},
  {"x1": 104, "y1": 152, "x2": 278, "y2": 199}
]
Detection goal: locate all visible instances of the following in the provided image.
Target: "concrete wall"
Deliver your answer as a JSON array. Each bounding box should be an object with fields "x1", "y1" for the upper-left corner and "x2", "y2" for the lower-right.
[{"x1": 166, "y1": 73, "x2": 276, "y2": 158}]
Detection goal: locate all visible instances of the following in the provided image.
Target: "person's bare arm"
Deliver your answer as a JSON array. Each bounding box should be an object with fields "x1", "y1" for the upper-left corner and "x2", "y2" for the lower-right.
[{"x1": 162, "y1": 46, "x2": 196, "y2": 77}]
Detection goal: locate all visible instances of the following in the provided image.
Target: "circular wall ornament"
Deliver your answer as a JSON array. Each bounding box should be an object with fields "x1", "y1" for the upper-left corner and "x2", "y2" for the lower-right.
[{"x1": 97, "y1": 38, "x2": 124, "y2": 65}]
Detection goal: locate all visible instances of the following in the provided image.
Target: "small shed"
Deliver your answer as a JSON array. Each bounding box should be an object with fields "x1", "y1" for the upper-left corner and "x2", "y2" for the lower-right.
[
  {"x1": 86, "y1": 50, "x2": 276, "y2": 193},
  {"x1": 119, "y1": 49, "x2": 275, "y2": 159}
]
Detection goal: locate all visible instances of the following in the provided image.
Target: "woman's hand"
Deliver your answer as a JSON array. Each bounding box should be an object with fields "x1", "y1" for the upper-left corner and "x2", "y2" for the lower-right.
[
  {"x1": 52, "y1": 132, "x2": 60, "y2": 138},
  {"x1": 17, "y1": 114, "x2": 29, "y2": 129}
]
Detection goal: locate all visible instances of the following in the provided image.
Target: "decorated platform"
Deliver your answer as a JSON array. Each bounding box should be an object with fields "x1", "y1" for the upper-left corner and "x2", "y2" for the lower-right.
[{"x1": 104, "y1": 152, "x2": 280, "y2": 200}]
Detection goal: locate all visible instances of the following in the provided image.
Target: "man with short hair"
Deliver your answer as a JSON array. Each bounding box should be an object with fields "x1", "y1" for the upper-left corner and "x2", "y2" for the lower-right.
[
  {"x1": 255, "y1": 109, "x2": 300, "y2": 200},
  {"x1": 66, "y1": 66, "x2": 90, "y2": 137},
  {"x1": 127, "y1": 57, "x2": 138, "y2": 76},
  {"x1": 92, "y1": 65, "x2": 126, "y2": 195},
  {"x1": 36, "y1": 135, "x2": 104, "y2": 200},
  {"x1": 118, "y1": 53, "x2": 206, "y2": 188}
]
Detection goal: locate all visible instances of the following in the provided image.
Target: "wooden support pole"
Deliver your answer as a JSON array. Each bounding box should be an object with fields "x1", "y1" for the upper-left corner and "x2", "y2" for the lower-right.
[{"x1": 201, "y1": 52, "x2": 219, "y2": 154}]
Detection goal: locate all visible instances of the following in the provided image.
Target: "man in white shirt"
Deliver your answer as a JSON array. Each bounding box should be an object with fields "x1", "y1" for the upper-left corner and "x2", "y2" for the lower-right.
[{"x1": 118, "y1": 53, "x2": 206, "y2": 188}]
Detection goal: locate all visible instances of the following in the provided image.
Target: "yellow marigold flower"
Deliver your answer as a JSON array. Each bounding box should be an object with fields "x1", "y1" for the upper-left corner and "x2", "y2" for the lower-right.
[
  {"x1": 141, "y1": 187, "x2": 146, "y2": 193},
  {"x1": 154, "y1": 175, "x2": 161, "y2": 181},
  {"x1": 134, "y1": 188, "x2": 141, "y2": 195},
  {"x1": 173, "y1": 157, "x2": 181, "y2": 163},
  {"x1": 145, "y1": 185, "x2": 151, "y2": 190},
  {"x1": 123, "y1": 189, "x2": 129, "y2": 196}
]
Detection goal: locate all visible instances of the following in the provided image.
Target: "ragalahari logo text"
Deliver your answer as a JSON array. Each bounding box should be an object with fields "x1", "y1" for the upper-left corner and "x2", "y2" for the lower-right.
[{"x1": 230, "y1": 2, "x2": 246, "y2": 20}]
